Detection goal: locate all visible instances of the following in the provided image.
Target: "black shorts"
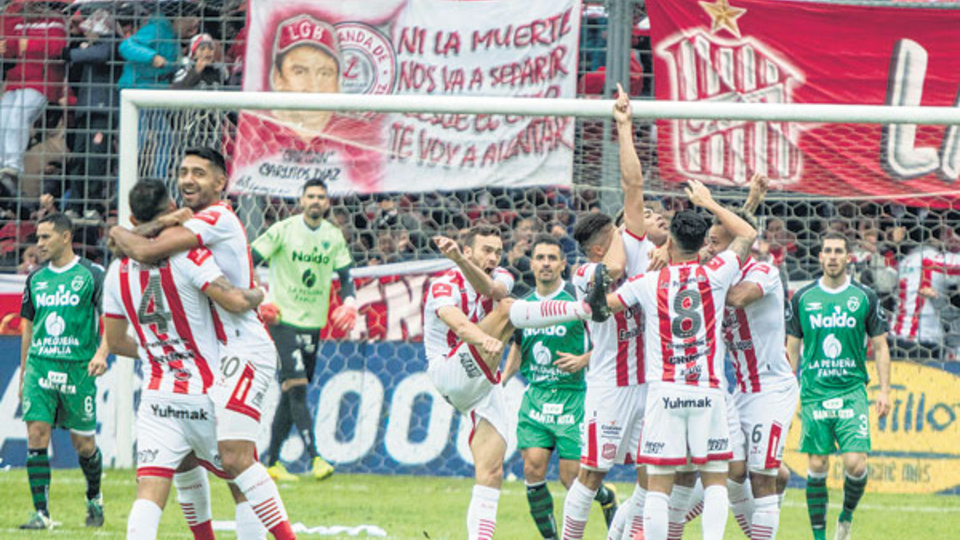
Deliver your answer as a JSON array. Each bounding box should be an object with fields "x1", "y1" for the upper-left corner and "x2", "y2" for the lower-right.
[{"x1": 268, "y1": 323, "x2": 322, "y2": 383}]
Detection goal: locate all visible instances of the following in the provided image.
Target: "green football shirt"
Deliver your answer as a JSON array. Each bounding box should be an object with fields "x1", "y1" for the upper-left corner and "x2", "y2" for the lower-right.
[
  {"x1": 251, "y1": 216, "x2": 352, "y2": 330},
  {"x1": 20, "y1": 256, "x2": 104, "y2": 362},
  {"x1": 514, "y1": 282, "x2": 588, "y2": 391},
  {"x1": 786, "y1": 276, "x2": 888, "y2": 403}
]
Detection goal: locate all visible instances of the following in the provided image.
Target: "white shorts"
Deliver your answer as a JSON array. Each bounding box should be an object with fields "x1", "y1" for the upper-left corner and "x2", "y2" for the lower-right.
[
  {"x1": 428, "y1": 341, "x2": 500, "y2": 413},
  {"x1": 465, "y1": 382, "x2": 510, "y2": 445},
  {"x1": 581, "y1": 385, "x2": 647, "y2": 471},
  {"x1": 735, "y1": 381, "x2": 800, "y2": 474},
  {"x1": 208, "y1": 342, "x2": 277, "y2": 442},
  {"x1": 727, "y1": 392, "x2": 746, "y2": 462},
  {"x1": 136, "y1": 393, "x2": 227, "y2": 480},
  {"x1": 639, "y1": 384, "x2": 731, "y2": 467}
]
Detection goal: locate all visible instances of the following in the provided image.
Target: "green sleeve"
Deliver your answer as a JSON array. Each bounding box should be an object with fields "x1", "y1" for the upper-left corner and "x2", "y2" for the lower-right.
[
  {"x1": 90, "y1": 263, "x2": 105, "y2": 316},
  {"x1": 863, "y1": 285, "x2": 889, "y2": 337},
  {"x1": 251, "y1": 224, "x2": 281, "y2": 262},
  {"x1": 785, "y1": 290, "x2": 803, "y2": 338},
  {"x1": 20, "y1": 271, "x2": 37, "y2": 322}
]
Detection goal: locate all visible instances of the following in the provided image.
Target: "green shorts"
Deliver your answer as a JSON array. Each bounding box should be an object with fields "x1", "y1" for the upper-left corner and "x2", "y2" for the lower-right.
[
  {"x1": 21, "y1": 357, "x2": 97, "y2": 434},
  {"x1": 517, "y1": 386, "x2": 584, "y2": 460},
  {"x1": 799, "y1": 386, "x2": 871, "y2": 455}
]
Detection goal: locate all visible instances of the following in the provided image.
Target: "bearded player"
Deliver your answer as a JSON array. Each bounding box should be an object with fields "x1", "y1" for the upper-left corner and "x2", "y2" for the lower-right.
[
  {"x1": 425, "y1": 225, "x2": 610, "y2": 540},
  {"x1": 104, "y1": 178, "x2": 266, "y2": 539},
  {"x1": 110, "y1": 147, "x2": 296, "y2": 539}
]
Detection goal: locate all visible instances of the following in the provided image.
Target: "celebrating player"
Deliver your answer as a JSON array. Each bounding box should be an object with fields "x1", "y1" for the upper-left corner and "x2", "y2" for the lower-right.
[
  {"x1": 562, "y1": 83, "x2": 669, "y2": 540},
  {"x1": 603, "y1": 180, "x2": 757, "y2": 540},
  {"x1": 787, "y1": 232, "x2": 892, "y2": 540},
  {"x1": 103, "y1": 178, "x2": 266, "y2": 539},
  {"x1": 424, "y1": 225, "x2": 609, "y2": 540},
  {"x1": 19, "y1": 214, "x2": 108, "y2": 530},
  {"x1": 110, "y1": 147, "x2": 296, "y2": 539},
  {"x1": 252, "y1": 178, "x2": 357, "y2": 481},
  {"x1": 502, "y1": 235, "x2": 618, "y2": 539}
]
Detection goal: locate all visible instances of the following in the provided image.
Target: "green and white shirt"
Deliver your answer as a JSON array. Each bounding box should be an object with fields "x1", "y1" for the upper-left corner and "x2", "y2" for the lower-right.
[
  {"x1": 21, "y1": 256, "x2": 104, "y2": 362},
  {"x1": 786, "y1": 276, "x2": 887, "y2": 403},
  {"x1": 251, "y1": 216, "x2": 352, "y2": 330},
  {"x1": 513, "y1": 282, "x2": 588, "y2": 391}
]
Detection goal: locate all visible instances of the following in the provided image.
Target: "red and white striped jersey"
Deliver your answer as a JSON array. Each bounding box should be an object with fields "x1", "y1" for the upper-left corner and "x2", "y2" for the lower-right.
[
  {"x1": 103, "y1": 249, "x2": 222, "y2": 396},
  {"x1": 571, "y1": 230, "x2": 654, "y2": 387},
  {"x1": 721, "y1": 258, "x2": 795, "y2": 394},
  {"x1": 183, "y1": 201, "x2": 271, "y2": 347},
  {"x1": 423, "y1": 267, "x2": 515, "y2": 360},
  {"x1": 615, "y1": 250, "x2": 742, "y2": 390},
  {"x1": 893, "y1": 247, "x2": 960, "y2": 344}
]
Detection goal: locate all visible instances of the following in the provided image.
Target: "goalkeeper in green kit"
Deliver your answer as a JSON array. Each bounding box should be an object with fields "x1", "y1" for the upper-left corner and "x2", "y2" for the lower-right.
[
  {"x1": 252, "y1": 178, "x2": 358, "y2": 481},
  {"x1": 19, "y1": 214, "x2": 108, "y2": 529},
  {"x1": 503, "y1": 235, "x2": 618, "y2": 539},
  {"x1": 786, "y1": 232, "x2": 892, "y2": 540}
]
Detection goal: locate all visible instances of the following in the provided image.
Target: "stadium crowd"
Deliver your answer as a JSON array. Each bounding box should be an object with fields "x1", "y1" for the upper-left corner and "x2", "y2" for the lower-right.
[{"x1": 1, "y1": 0, "x2": 958, "y2": 361}]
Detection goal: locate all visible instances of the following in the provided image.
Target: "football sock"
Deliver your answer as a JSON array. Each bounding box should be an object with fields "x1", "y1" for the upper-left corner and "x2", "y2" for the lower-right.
[
  {"x1": 806, "y1": 471, "x2": 829, "y2": 540},
  {"x1": 26, "y1": 448, "x2": 50, "y2": 515},
  {"x1": 78, "y1": 446, "x2": 102, "y2": 500},
  {"x1": 560, "y1": 479, "x2": 596, "y2": 540},
  {"x1": 840, "y1": 470, "x2": 868, "y2": 522},
  {"x1": 607, "y1": 503, "x2": 627, "y2": 540},
  {"x1": 509, "y1": 299, "x2": 590, "y2": 328},
  {"x1": 235, "y1": 501, "x2": 269, "y2": 540},
  {"x1": 234, "y1": 463, "x2": 295, "y2": 540},
  {"x1": 727, "y1": 477, "x2": 753, "y2": 537},
  {"x1": 778, "y1": 490, "x2": 786, "y2": 508},
  {"x1": 265, "y1": 390, "x2": 293, "y2": 465},
  {"x1": 667, "y1": 484, "x2": 694, "y2": 540},
  {"x1": 595, "y1": 484, "x2": 616, "y2": 507},
  {"x1": 174, "y1": 467, "x2": 214, "y2": 539},
  {"x1": 701, "y1": 485, "x2": 730, "y2": 540},
  {"x1": 643, "y1": 491, "x2": 670, "y2": 540},
  {"x1": 127, "y1": 499, "x2": 162, "y2": 539},
  {"x1": 751, "y1": 495, "x2": 781, "y2": 540},
  {"x1": 525, "y1": 481, "x2": 557, "y2": 538},
  {"x1": 684, "y1": 477, "x2": 705, "y2": 523},
  {"x1": 467, "y1": 485, "x2": 499, "y2": 540},
  {"x1": 288, "y1": 385, "x2": 318, "y2": 459},
  {"x1": 624, "y1": 484, "x2": 647, "y2": 540}
]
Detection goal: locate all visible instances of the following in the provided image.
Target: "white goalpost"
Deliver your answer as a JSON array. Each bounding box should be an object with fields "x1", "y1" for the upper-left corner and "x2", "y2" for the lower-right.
[{"x1": 113, "y1": 89, "x2": 960, "y2": 468}]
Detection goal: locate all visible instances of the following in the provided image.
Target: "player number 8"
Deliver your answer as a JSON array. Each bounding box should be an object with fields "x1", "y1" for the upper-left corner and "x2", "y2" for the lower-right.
[{"x1": 672, "y1": 289, "x2": 703, "y2": 339}]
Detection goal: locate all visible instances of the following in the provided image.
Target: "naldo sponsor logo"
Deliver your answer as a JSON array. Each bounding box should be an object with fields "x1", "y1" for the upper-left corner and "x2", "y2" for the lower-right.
[
  {"x1": 36, "y1": 285, "x2": 81, "y2": 308},
  {"x1": 810, "y1": 306, "x2": 856, "y2": 329}
]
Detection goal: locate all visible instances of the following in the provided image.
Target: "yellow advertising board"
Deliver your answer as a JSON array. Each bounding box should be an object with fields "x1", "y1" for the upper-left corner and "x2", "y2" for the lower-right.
[{"x1": 783, "y1": 362, "x2": 960, "y2": 494}]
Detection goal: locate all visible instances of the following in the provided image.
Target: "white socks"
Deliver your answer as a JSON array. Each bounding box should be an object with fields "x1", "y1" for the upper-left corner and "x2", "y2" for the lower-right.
[
  {"x1": 702, "y1": 485, "x2": 730, "y2": 540},
  {"x1": 751, "y1": 495, "x2": 780, "y2": 540},
  {"x1": 467, "y1": 485, "x2": 500, "y2": 540},
  {"x1": 127, "y1": 499, "x2": 163, "y2": 539},
  {"x1": 643, "y1": 491, "x2": 670, "y2": 540},
  {"x1": 233, "y1": 463, "x2": 291, "y2": 535},
  {"x1": 728, "y1": 478, "x2": 753, "y2": 538},
  {"x1": 509, "y1": 299, "x2": 590, "y2": 328},
  {"x1": 235, "y1": 501, "x2": 269, "y2": 540},
  {"x1": 685, "y1": 477, "x2": 705, "y2": 522},
  {"x1": 667, "y1": 485, "x2": 695, "y2": 540},
  {"x1": 561, "y1": 479, "x2": 597, "y2": 540},
  {"x1": 173, "y1": 467, "x2": 212, "y2": 531},
  {"x1": 608, "y1": 484, "x2": 646, "y2": 540}
]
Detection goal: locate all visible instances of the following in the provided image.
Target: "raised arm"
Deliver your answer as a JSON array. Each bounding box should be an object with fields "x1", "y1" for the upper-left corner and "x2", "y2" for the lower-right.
[
  {"x1": 614, "y1": 84, "x2": 646, "y2": 239},
  {"x1": 437, "y1": 306, "x2": 503, "y2": 357},
  {"x1": 203, "y1": 276, "x2": 264, "y2": 314},
  {"x1": 686, "y1": 180, "x2": 757, "y2": 265},
  {"x1": 109, "y1": 225, "x2": 199, "y2": 265},
  {"x1": 741, "y1": 172, "x2": 769, "y2": 218},
  {"x1": 602, "y1": 227, "x2": 627, "y2": 282},
  {"x1": 434, "y1": 236, "x2": 509, "y2": 301}
]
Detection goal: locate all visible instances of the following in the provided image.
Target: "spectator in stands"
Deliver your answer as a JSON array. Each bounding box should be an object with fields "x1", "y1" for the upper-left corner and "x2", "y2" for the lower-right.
[
  {"x1": 172, "y1": 33, "x2": 228, "y2": 90},
  {"x1": 65, "y1": 4, "x2": 136, "y2": 223},
  {"x1": 17, "y1": 243, "x2": 38, "y2": 274},
  {"x1": 765, "y1": 216, "x2": 797, "y2": 267},
  {"x1": 506, "y1": 216, "x2": 540, "y2": 297},
  {"x1": 0, "y1": 0, "x2": 70, "y2": 218}
]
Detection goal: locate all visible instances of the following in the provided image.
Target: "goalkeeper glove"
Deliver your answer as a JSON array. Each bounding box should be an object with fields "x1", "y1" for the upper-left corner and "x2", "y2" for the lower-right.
[
  {"x1": 330, "y1": 297, "x2": 358, "y2": 333},
  {"x1": 259, "y1": 302, "x2": 281, "y2": 325}
]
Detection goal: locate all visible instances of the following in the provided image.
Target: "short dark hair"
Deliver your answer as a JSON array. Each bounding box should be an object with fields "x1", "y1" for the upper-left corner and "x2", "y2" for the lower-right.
[
  {"x1": 573, "y1": 212, "x2": 613, "y2": 251},
  {"x1": 302, "y1": 178, "x2": 328, "y2": 195},
  {"x1": 530, "y1": 234, "x2": 562, "y2": 255},
  {"x1": 821, "y1": 231, "x2": 850, "y2": 252},
  {"x1": 38, "y1": 213, "x2": 73, "y2": 237},
  {"x1": 129, "y1": 178, "x2": 170, "y2": 223},
  {"x1": 670, "y1": 210, "x2": 709, "y2": 254},
  {"x1": 463, "y1": 225, "x2": 501, "y2": 248},
  {"x1": 183, "y1": 146, "x2": 227, "y2": 174}
]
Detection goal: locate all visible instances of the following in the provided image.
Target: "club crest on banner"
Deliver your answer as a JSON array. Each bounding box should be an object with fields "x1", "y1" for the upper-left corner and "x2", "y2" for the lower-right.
[
  {"x1": 656, "y1": 1, "x2": 805, "y2": 188},
  {"x1": 336, "y1": 22, "x2": 397, "y2": 99}
]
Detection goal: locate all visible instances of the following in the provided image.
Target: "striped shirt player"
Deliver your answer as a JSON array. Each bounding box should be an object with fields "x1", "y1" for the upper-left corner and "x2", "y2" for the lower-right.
[
  {"x1": 571, "y1": 229, "x2": 654, "y2": 471},
  {"x1": 721, "y1": 258, "x2": 799, "y2": 475},
  {"x1": 103, "y1": 248, "x2": 227, "y2": 480},
  {"x1": 424, "y1": 266, "x2": 515, "y2": 442},
  {"x1": 613, "y1": 250, "x2": 743, "y2": 468},
  {"x1": 892, "y1": 246, "x2": 960, "y2": 352}
]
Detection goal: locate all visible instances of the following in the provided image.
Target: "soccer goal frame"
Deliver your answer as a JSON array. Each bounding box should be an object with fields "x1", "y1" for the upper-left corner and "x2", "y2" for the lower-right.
[{"x1": 113, "y1": 88, "x2": 960, "y2": 468}]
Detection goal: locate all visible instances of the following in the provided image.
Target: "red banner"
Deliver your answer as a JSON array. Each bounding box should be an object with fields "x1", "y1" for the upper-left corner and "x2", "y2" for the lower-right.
[{"x1": 649, "y1": 0, "x2": 960, "y2": 204}]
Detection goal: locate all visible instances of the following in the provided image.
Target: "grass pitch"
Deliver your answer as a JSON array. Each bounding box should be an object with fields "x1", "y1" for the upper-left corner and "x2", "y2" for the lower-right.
[{"x1": 0, "y1": 469, "x2": 957, "y2": 539}]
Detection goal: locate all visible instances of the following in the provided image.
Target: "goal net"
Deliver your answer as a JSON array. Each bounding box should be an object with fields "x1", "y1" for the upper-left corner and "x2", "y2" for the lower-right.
[{"x1": 116, "y1": 91, "x2": 960, "y2": 492}]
